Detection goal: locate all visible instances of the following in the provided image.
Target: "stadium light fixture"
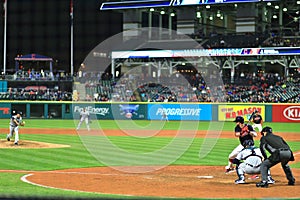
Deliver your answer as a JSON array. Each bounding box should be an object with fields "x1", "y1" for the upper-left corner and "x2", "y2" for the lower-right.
[
  {"x1": 206, "y1": 5, "x2": 210, "y2": 9},
  {"x1": 150, "y1": 8, "x2": 155, "y2": 12},
  {"x1": 273, "y1": 15, "x2": 277, "y2": 19},
  {"x1": 196, "y1": 11, "x2": 201, "y2": 18},
  {"x1": 283, "y1": 7, "x2": 287, "y2": 12},
  {"x1": 170, "y1": 12, "x2": 175, "y2": 17},
  {"x1": 267, "y1": 2, "x2": 271, "y2": 6},
  {"x1": 274, "y1": 5, "x2": 279, "y2": 9},
  {"x1": 297, "y1": 1, "x2": 300, "y2": 4},
  {"x1": 160, "y1": 10, "x2": 165, "y2": 14}
]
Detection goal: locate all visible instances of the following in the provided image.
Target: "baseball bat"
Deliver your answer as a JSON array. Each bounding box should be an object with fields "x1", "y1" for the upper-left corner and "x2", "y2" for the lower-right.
[{"x1": 247, "y1": 111, "x2": 256, "y2": 125}]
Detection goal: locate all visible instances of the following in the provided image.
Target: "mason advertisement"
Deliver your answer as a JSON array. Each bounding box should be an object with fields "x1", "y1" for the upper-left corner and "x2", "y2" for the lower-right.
[
  {"x1": 272, "y1": 105, "x2": 300, "y2": 122},
  {"x1": 218, "y1": 105, "x2": 265, "y2": 121}
]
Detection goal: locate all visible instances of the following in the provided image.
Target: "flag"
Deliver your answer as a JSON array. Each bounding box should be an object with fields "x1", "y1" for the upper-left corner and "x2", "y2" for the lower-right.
[
  {"x1": 70, "y1": 0, "x2": 73, "y2": 18},
  {"x1": 3, "y1": 0, "x2": 6, "y2": 15}
]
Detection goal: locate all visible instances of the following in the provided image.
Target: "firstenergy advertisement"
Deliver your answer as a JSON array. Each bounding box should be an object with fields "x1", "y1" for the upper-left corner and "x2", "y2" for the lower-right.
[{"x1": 218, "y1": 105, "x2": 265, "y2": 121}]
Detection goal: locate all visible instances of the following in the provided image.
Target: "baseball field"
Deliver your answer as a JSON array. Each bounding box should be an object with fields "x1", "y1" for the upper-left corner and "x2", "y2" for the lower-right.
[{"x1": 0, "y1": 119, "x2": 299, "y2": 199}]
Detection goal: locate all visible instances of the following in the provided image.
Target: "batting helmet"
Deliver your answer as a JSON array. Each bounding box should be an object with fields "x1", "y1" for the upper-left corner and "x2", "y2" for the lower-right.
[
  {"x1": 233, "y1": 116, "x2": 244, "y2": 123},
  {"x1": 242, "y1": 139, "x2": 254, "y2": 147}
]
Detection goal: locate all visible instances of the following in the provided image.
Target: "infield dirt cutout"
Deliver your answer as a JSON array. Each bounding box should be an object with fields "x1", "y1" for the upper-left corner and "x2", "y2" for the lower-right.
[{"x1": 1, "y1": 128, "x2": 299, "y2": 199}]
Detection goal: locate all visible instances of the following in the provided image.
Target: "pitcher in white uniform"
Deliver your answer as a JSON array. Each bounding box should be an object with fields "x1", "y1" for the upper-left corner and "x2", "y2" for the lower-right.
[{"x1": 7, "y1": 111, "x2": 24, "y2": 145}]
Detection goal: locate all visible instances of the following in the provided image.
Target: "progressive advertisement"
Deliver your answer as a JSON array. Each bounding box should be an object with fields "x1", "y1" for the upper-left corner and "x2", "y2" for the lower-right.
[
  {"x1": 218, "y1": 105, "x2": 265, "y2": 121},
  {"x1": 148, "y1": 104, "x2": 212, "y2": 121},
  {"x1": 272, "y1": 104, "x2": 300, "y2": 122}
]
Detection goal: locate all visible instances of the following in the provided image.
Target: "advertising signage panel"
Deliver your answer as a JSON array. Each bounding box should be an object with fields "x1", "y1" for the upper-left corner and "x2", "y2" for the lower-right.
[
  {"x1": 173, "y1": 0, "x2": 260, "y2": 6},
  {"x1": 148, "y1": 104, "x2": 212, "y2": 121},
  {"x1": 272, "y1": 105, "x2": 300, "y2": 122},
  {"x1": 218, "y1": 105, "x2": 265, "y2": 121}
]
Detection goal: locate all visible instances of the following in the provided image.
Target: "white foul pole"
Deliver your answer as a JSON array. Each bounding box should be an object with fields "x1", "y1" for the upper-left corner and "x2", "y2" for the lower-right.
[
  {"x1": 70, "y1": 0, "x2": 74, "y2": 76},
  {"x1": 3, "y1": 0, "x2": 7, "y2": 74}
]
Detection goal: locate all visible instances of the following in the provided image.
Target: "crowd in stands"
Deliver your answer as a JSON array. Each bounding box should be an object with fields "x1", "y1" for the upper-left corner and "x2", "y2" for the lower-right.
[
  {"x1": 0, "y1": 87, "x2": 73, "y2": 101},
  {"x1": 1, "y1": 68, "x2": 299, "y2": 103},
  {"x1": 13, "y1": 68, "x2": 73, "y2": 81},
  {"x1": 77, "y1": 70, "x2": 300, "y2": 103}
]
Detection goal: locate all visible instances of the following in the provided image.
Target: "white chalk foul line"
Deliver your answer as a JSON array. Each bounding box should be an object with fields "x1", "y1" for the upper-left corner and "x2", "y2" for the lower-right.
[
  {"x1": 20, "y1": 173, "x2": 134, "y2": 197},
  {"x1": 196, "y1": 175, "x2": 214, "y2": 179}
]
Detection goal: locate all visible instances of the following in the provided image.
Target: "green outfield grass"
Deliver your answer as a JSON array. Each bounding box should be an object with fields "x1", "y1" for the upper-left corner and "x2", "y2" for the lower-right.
[{"x1": 0, "y1": 119, "x2": 299, "y2": 199}]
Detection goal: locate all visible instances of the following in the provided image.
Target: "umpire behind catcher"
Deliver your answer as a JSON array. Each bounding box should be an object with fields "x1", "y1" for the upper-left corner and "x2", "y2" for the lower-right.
[{"x1": 256, "y1": 126, "x2": 295, "y2": 188}]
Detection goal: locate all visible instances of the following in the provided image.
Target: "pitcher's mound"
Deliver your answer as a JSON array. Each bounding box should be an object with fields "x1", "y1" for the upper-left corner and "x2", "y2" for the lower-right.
[{"x1": 0, "y1": 139, "x2": 70, "y2": 149}]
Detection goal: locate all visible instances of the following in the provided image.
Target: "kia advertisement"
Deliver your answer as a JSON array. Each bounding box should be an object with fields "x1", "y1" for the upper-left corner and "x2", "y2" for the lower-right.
[{"x1": 272, "y1": 105, "x2": 300, "y2": 122}]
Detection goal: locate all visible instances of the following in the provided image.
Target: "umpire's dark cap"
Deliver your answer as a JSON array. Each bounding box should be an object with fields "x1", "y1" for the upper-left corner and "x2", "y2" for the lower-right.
[
  {"x1": 261, "y1": 126, "x2": 272, "y2": 134},
  {"x1": 233, "y1": 116, "x2": 244, "y2": 123}
]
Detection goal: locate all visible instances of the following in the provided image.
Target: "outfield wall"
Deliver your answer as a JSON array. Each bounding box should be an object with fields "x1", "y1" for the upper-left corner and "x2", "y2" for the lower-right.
[{"x1": 0, "y1": 102, "x2": 299, "y2": 122}]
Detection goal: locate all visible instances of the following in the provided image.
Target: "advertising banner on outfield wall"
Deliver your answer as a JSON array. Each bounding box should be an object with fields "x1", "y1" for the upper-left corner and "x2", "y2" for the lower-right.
[
  {"x1": 218, "y1": 105, "x2": 265, "y2": 121},
  {"x1": 73, "y1": 104, "x2": 147, "y2": 120},
  {"x1": 272, "y1": 104, "x2": 300, "y2": 122},
  {"x1": 111, "y1": 104, "x2": 147, "y2": 120},
  {"x1": 147, "y1": 104, "x2": 212, "y2": 121},
  {"x1": 0, "y1": 103, "x2": 11, "y2": 118},
  {"x1": 73, "y1": 104, "x2": 111, "y2": 119}
]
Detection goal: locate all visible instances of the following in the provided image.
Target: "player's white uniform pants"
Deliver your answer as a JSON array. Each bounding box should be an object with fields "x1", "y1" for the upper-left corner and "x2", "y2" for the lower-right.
[
  {"x1": 237, "y1": 162, "x2": 261, "y2": 176},
  {"x1": 252, "y1": 123, "x2": 262, "y2": 132},
  {"x1": 7, "y1": 126, "x2": 19, "y2": 143},
  {"x1": 77, "y1": 118, "x2": 90, "y2": 131},
  {"x1": 226, "y1": 144, "x2": 244, "y2": 169}
]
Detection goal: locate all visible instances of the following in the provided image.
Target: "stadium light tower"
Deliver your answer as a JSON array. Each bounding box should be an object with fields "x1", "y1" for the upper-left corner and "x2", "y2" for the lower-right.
[{"x1": 3, "y1": 0, "x2": 7, "y2": 74}]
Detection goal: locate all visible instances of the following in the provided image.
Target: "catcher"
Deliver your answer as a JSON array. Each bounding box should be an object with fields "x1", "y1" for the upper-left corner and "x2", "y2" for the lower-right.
[
  {"x1": 233, "y1": 139, "x2": 274, "y2": 184},
  {"x1": 6, "y1": 111, "x2": 25, "y2": 145},
  {"x1": 225, "y1": 116, "x2": 257, "y2": 173}
]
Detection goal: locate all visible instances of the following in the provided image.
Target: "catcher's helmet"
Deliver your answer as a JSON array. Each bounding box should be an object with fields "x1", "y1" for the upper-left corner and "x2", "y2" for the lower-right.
[
  {"x1": 234, "y1": 116, "x2": 244, "y2": 123},
  {"x1": 242, "y1": 139, "x2": 254, "y2": 147},
  {"x1": 261, "y1": 126, "x2": 272, "y2": 134}
]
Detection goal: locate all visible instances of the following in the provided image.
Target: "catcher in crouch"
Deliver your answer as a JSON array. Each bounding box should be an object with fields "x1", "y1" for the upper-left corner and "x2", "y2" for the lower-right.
[
  {"x1": 233, "y1": 139, "x2": 274, "y2": 184},
  {"x1": 225, "y1": 116, "x2": 257, "y2": 173}
]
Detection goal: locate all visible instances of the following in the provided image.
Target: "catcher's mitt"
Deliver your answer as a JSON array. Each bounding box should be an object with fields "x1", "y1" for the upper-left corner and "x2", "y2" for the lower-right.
[{"x1": 20, "y1": 121, "x2": 25, "y2": 126}]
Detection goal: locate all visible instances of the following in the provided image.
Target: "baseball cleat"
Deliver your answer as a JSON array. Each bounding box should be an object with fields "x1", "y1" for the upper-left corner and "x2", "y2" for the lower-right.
[
  {"x1": 268, "y1": 177, "x2": 275, "y2": 184},
  {"x1": 225, "y1": 168, "x2": 235, "y2": 174},
  {"x1": 256, "y1": 181, "x2": 268, "y2": 188},
  {"x1": 7, "y1": 137, "x2": 10, "y2": 141},
  {"x1": 14, "y1": 142, "x2": 18, "y2": 145},
  {"x1": 235, "y1": 179, "x2": 245, "y2": 184},
  {"x1": 288, "y1": 180, "x2": 295, "y2": 186}
]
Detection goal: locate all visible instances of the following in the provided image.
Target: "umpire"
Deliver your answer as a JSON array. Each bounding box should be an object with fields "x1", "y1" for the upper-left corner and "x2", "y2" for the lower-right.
[{"x1": 256, "y1": 126, "x2": 295, "y2": 188}]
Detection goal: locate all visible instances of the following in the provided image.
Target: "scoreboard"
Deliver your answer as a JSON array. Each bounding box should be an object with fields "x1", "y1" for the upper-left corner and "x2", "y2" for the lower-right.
[{"x1": 100, "y1": 0, "x2": 279, "y2": 10}]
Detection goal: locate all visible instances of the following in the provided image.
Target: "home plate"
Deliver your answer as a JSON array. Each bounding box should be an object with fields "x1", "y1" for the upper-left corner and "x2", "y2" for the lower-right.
[{"x1": 196, "y1": 175, "x2": 213, "y2": 179}]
